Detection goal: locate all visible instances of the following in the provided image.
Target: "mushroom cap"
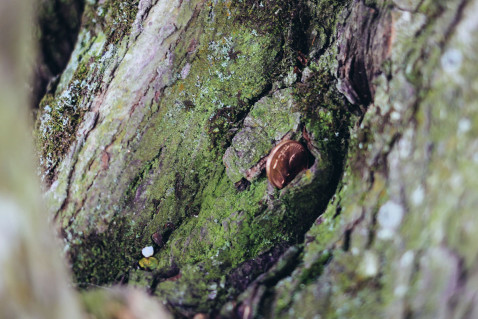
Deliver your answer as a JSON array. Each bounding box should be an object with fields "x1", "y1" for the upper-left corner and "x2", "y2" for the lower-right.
[{"x1": 142, "y1": 246, "x2": 154, "y2": 257}]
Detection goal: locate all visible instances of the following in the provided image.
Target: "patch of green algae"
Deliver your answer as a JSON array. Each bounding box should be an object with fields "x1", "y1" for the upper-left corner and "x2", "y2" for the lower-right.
[
  {"x1": 82, "y1": 0, "x2": 140, "y2": 44},
  {"x1": 70, "y1": 0, "x2": 477, "y2": 317},
  {"x1": 242, "y1": 0, "x2": 478, "y2": 318},
  {"x1": 106, "y1": 0, "x2": 352, "y2": 314},
  {"x1": 64, "y1": 0, "x2": 298, "y2": 287},
  {"x1": 124, "y1": 0, "x2": 292, "y2": 261},
  {"x1": 41, "y1": 0, "x2": 353, "y2": 315},
  {"x1": 35, "y1": 61, "x2": 90, "y2": 183}
]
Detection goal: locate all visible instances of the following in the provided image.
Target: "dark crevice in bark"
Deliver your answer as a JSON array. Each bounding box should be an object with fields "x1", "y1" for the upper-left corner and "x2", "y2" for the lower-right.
[
  {"x1": 33, "y1": 0, "x2": 86, "y2": 109},
  {"x1": 337, "y1": 0, "x2": 392, "y2": 112},
  {"x1": 343, "y1": 228, "x2": 352, "y2": 251},
  {"x1": 225, "y1": 243, "x2": 291, "y2": 293},
  {"x1": 218, "y1": 245, "x2": 303, "y2": 318},
  {"x1": 149, "y1": 263, "x2": 180, "y2": 294},
  {"x1": 55, "y1": 111, "x2": 99, "y2": 222}
]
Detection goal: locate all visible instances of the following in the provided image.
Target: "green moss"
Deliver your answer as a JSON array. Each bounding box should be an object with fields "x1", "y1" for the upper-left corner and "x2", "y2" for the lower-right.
[
  {"x1": 223, "y1": 88, "x2": 301, "y2": 183},
  {"x1": 298, "y1": 249, "x2": 331, "y2": 285},
  {"x1": 69, "y1": 216, "x2": 136, "y2": 286},
  {"x1": 35, "y1": 72, "x2": 86, "y2": 183},
  {"x1": 82, "y1": 0, "x2": 139, "y2": 44},
  {"x1": 115, "y1": 0, "x2": 349, "y2": 309},
  {"x1": 104, "y1": 1, "x2": 139, "y2": 44},
  {"x1": 82, "y1": 2, "x2": 291, "y2": 290},
  {"x1": 294, "y1": 65, "x2": 352, "y2": 154},
  {"x1": 308, "y1": 0, "x2": 349, "y2": 52},
  {"x1": 54, "y1": 0, "x2": 355, "y2": 314},
  {"x1": 35, "y1": 25, "x2": 109, "y2": 184}
]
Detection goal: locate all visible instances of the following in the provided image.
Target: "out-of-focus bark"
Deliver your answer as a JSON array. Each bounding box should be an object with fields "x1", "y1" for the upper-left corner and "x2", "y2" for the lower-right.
[{"x1": 0, "y1": 0, "x2": 83, "y2": 318}]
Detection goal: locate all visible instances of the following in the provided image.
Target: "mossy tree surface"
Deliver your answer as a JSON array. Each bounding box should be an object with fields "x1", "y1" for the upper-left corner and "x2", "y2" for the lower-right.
[{"x1": 35, "y1": 0, "x2": 478, "y2": 317}]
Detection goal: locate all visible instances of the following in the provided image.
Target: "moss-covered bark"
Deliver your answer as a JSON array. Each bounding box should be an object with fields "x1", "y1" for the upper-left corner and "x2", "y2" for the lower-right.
[
  {"x1": 34, "y1": 0, "x2": 478, "y2": 317},
  {"x1": 219, "y1": 0, "x2": 478, "y2": 318}
]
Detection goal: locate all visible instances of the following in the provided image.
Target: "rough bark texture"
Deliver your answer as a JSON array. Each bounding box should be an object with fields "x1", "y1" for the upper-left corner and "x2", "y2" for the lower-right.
[{"x1": 34, "y1": 0, "x2": 478, "y2": 317}]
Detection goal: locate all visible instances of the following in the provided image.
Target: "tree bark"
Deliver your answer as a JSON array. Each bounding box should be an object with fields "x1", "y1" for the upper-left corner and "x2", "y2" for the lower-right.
[
  {"x1": 34, "y1": 0, "x2": 478, "y2": 318},
  {"x1": 0, "y1": 0, "x2": 83, "y2": 318}
]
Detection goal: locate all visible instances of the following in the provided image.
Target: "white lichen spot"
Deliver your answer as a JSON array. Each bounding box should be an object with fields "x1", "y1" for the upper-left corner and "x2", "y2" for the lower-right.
[
  {"x1": 394, "y1": 284, "x2": 408, "y2": 297},
  {"x1": 377, "y1": 200, "x2": 404, "y2": 240},
  {"x1": 400, "y1": 250, "x2": 414, "y2": 268},
  {"x1": 411, "y1": 185, "x2": 425, "y2": 206},
  {"x1": 441, "y1": 48, "x2": 463, "y2": 73},
  {"x1": 301, "y1": 67, "x2": 313, "y2": 83},
  {"x1": 283, "y1": 69, "x2": 297, "y2": 86},
  {"x1": 457, "y1": 118, "x2": 472, "y2": 135},
  {"x1": 142, "y1": 246, "x2": 154, "y2": 257},
  {"x1": 450, "y1": 174, "x2": 463, "y2": 189},
  {"x1": 166, "y1": 186, "x2": 175, "y2": 196},
  {"x1": 378, "y1": 201, "x2": 404, "y2": 229},
  {"x1": 208, "y1": 290, "x2": 217, "y2": 299},
  {"x1": 390, "y1": 111, "x2": 401, "y2": 121},
  {"x1": 359, "y1": 251, "x2": 379, "y2": 277},
  {"x1": 397, "y1": 128, "x2": 413, "y2": 159},
  {"x1": 377, "y1": 228, "x2": 394, "y2": 240}
]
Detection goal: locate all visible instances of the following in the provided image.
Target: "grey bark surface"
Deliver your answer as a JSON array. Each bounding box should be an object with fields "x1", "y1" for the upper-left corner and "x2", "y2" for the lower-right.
[{"x1": 30, "y1": 0, "x2": 478, "y2": 318}]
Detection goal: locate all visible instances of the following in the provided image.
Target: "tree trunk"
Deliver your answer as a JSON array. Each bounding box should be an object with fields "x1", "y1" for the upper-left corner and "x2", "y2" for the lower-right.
[
  {"x1": 0, "y1": 0, "x2": 82, "y2": 318},
  {"x1": 34, "y1": 0, "x2": 478, "y2": 317}
]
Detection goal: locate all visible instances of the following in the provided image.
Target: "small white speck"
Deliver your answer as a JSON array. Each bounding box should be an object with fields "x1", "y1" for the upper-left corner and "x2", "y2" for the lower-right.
[
  {"x1": 457, "y1": 118, "x2": 472, "y2": 135},
  {"x1": 400, "y1": 251, "x2": 414, "y2": 267},
  {"x1": 394, "y1": 285, "x2": 408, "y2": 297},
  {"x1": 142, "y1": 246, "x2": 154, "y2": 257},
  {"x1": 441, "y1": 48, "x2": 462, "y2": 73},
  {"x1": 401, "y1": 11, "x2": 411, "y2": 22},
  {"x1": 411, "y1": 185, "x2": 425, "y2": 206},
  {"x1": 450, "y1": 174, "x2": 463, "y2": 189},
  {"x1": 359, "y1": 251, "x2": 379, "y2": 277},
  {"x1": 208, "y1": 290, "x2": 217, "y2": 299},
  {"x1": 377, "y1": 228, "x2": 394, "y2": 240},
  {"x1": 377, "y1": 201, "x2": 404, "y2": 230},
  {"x1": 390, "y1": 111, "x2": 401, "y2": 121}
]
